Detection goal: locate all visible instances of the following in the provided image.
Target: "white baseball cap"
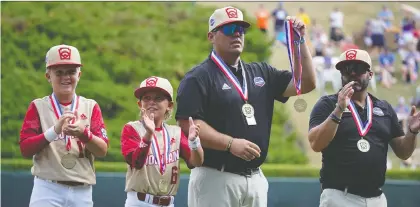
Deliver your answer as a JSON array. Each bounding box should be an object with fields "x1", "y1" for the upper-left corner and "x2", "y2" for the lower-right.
[
  {"x1": 134, "y1": 76, "x2": 174, "y2": 101},
  {"x1": 45, "y1": 44, "x2": 82, "y2": 68},
  {"x1": 208, "y1": 6, "x2": 250, "y2": 32},
  {"x1": 335, "y1": 49, "x2": 372, "y2": 71}
]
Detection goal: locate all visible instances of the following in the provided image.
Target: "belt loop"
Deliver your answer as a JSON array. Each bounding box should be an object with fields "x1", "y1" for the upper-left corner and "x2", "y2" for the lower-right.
[
  {"x1": 344, "y1": 187, "x2": 348, "y2": 195},
  {"x1": 221, "y1": 164, "x2": 225, "y2": 172}
]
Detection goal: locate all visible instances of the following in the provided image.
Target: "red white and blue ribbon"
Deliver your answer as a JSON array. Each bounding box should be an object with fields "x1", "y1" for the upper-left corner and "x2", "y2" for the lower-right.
[
  {"x1": 211, "y1": 50, "x2": 248, "y2": 101},
  {"x1": 347, "y1": 95, "x2": 373, "y2": 137},
  {"x1": 49, "y1": 93, "x2": 79, "y2": 151},
  {"x1": 151, "y1": 124, "x2": 170, "y2": 175},
  {"x1": 284, "y1": 20, "x2": 302, "y2": 96}
]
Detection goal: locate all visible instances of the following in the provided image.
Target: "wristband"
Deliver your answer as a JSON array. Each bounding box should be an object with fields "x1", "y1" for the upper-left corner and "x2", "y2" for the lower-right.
[
  {"x1": 226, "y1": 138, "x2": 234, "y2": 152},
  {"x1": 329, "y1": 114, "x2": 341, "y2": 124},
  {"x1": 188, "y1": 137, "x2": 201, "y2": 150},
  {"x1": 44, "y1": 126, "x2": 59, "y2": 142},
  {"x1": 293, "y1": 37, "x2": 305, "y2": 45},
  {"x1": 82, "y1": 127, "x2": 93, "y2": 143},
  {"x1": 409, "y1": 127, "x2": 419, "y2": 135}
]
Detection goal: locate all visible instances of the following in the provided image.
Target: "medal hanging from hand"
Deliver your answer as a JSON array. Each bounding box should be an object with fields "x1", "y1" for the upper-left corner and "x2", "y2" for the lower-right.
[
  {"x1": 211, "y1": 51, "x2": 256, "y2": 126},
  {"x1": 50, "y1": 93, "x2": 79, "y2": 151},
  {"x1": 348, "y1": 95, "x2": 373, "y2": 152},
  {"x1": 285, "y1": 20, "x2": 306, "y2": 113}
]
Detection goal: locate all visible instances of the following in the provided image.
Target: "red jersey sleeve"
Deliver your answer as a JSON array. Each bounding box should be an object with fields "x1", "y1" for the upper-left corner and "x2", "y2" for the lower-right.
[
  {"x1": 180, "y1": 131, "x2": 192, "y2": 166},
  {"x1": 121, "y1": 124, "x2": 151, "y2": 169},
  {"x1": 90, "y1": 103, "x2": 109, "y2": 145},
  {"x1": 19, "y1": 101, "x2": 50, "y2": 158}
]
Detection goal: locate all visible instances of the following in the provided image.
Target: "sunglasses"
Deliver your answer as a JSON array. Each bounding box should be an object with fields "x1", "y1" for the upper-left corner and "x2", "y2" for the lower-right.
[
  {"x1": 340, "y1": 63, "x2": 370, "y2": 76},
  {"x1": 213, "y1": 24, "x2": 246, "y2": 36}
]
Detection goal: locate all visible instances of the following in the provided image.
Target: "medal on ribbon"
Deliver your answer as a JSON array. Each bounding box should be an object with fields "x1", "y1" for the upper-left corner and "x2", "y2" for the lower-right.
[
  {"x1": 211, "y1": 51, "x2": 256, "y2": 125},
  {"x1": 347, "y1": 95, "x2": 373, "y2": 152},
  {"x1": 285, "y1": 20, "x2": 306, "y2": 112},
  {"x1": 49, "y1": 93, "x2": 79, "y2": 151},
  {"x1": 150, "y1": 124, "x2": 171, "y2": 175}
]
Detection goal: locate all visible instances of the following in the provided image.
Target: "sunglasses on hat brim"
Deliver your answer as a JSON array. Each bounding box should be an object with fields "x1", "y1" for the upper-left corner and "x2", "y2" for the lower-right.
[{"x1": 212, "y1": 23, "x2": 247, "y2": 36}]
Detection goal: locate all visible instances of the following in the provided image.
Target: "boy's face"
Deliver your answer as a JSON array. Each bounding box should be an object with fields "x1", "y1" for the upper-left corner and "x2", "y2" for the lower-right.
[{"x1": 138, "y1": 89, "x2": 173, "y2": 121}]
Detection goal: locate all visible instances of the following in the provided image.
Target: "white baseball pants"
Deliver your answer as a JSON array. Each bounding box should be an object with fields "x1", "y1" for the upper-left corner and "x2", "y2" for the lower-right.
[
  {"x1": 29, "y1": 176, "x2": 93, "y2": 207},
  {"x1": 188, "y1": 166, "x2": 269, "y2": 207},
  {"x1": 319, "y1": 188, "x2": 387, "y2": 207}
]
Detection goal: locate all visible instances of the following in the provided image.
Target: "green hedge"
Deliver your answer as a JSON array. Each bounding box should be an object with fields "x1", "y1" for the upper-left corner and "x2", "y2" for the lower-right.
[
  {"x1": 3, "y1": 159, "x2": 419, "y2": 180},
  {"x1": 1, "y1": 2, "x2": 307, "y2": 164}
]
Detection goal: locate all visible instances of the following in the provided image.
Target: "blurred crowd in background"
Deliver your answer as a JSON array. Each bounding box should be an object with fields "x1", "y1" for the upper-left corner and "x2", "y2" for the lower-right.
[{"x1": 254, "y1": 2, "x2": 420, "y2": 170}]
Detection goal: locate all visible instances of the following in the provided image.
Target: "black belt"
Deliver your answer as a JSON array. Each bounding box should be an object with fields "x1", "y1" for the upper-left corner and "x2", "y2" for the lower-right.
[
  {"x1": 322, "y1": 183, "x2": 382, "y2": 198},
  {"x1": 207, "y1": 164, "x2": 260, "y2": 177}
]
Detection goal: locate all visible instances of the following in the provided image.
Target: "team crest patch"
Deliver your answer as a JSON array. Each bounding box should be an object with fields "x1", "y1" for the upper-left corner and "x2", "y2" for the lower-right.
[
  {"x1": 373, "y1": 107, "x2": 384, "y2": 116},
  {"x1": 101, "y1": 128, "x2": 108, "y2": 139},
  {"x1": 210, "y1": 18, "x2": 215, "y2": 26},
  {"x1": 254, "y1": 77, "x2": 265, "y2": 87}
]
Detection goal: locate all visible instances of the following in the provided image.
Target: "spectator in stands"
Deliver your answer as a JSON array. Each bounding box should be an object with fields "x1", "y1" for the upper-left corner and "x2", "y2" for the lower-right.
[
  {"x1": 363, "y1": 20, "x2": 373, "y2": 50},
  {"x1": 378, "y1": 5, "x2": 394, "y2": 29},
  {"x1": 376, "y1": 47, "x2": 396, "y2": 88},
  {"x1": 401, "y1": 13, "x2": 416, "y2": 43},
  {"x1": 255, "y1": 4, "x2": 269, "y2": 34},
  {"x1": 340, "y1": 35, "x2": 359, "y2": 52},
  {"x1": 297, "y1": 7, "x2": 311, "y2": 28},
  {"x1": 369, "y1": 17, "x2": 388, "y2": 57},
  {"x1": 271, "y1": 3, "x2": 287, "y2": 39},
  {"x1": 411, "y1": 86, "x2": 420, "y2": 108},
  {"x1": 330, "y1": 7, "x2": 344, "y2": 46},
  {"x1": 401, "y1": 40, "x2": 419, "y2": 83}
]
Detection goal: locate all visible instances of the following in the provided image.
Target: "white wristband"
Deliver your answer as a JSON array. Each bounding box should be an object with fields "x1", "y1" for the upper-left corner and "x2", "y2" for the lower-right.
[
  {"x1": 44, "y1": 126, "x2": 58, "y2": 142},
  {"x1": 188, "y1": 137, "x2": 201, "y2": 150}
]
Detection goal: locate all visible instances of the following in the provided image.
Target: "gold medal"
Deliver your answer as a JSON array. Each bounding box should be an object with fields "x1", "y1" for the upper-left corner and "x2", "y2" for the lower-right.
[
  {"x1": 294, "y1": 98, "x2": 307, "y2": 112},
  {"x1": 61, "y1": 153, "x2": 77, "y2": 169},
  {"x1": 158, "y1": 179, "x2": 169, "y2": 193},
  {"x1": 357, "y1": 138, "x2": 370, "y2": 152},
  {"x1": 242, "y1": 103, "x2": 254, "y2": 118}
]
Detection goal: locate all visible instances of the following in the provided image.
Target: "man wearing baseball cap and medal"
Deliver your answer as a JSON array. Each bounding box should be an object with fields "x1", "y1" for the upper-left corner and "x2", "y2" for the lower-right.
[
  {"x1": 309, "y1": 49, "x2": 419, "y2": 207},
  {"x1": 20, "y1": 44, "x2": 109, "y2": 207},
  {"x1": 175, "y1": 6, "x2": 316, "y2": 207}
]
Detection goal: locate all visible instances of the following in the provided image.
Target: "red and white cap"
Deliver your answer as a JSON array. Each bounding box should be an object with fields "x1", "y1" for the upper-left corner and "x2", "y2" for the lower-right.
[
  {"x1": 208, "y1": 6, "x2": 250, "y2": 32},
  {"x1": 335, "y1": 49, "x2": 372, "y2": 71},
  {"x1": 134, "y1": 76, "x2": 173, "y2": 101},
  {"x1": 45, "y1": 44, "x2": 82, "y2": 68}
]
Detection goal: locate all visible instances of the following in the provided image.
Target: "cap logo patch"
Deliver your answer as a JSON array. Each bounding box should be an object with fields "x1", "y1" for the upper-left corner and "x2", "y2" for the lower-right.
[
  {"x1": 210, "y1": 18, "x2": 215, "y2": 26},
  {"x1": 146, "y1": 77, "x2": 158, "y2": 87},
  {"x1": 58, "y1": 47, "x2": 72, "y2": 60},
  {"x1": 345, "y1": 49, "x2": 357, "y2": 60},
  {"x1": 225, "y1": 8, "x2": 238, "y2": 18}
]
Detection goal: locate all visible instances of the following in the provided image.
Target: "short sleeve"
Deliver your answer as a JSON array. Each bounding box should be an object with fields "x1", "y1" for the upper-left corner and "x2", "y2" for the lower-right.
[
  {"x1": 387, "y1": 102, "x2": 405, "y2": 139},
  {"x1": 309, "y1": 96, "x2": 335, "y2": 131},
  {"x1": 175, "y1": 75, "x2": 208, "y2": 121},
  {"x1": 265, "y1": 63, "x2": 293, "y2": 103}
]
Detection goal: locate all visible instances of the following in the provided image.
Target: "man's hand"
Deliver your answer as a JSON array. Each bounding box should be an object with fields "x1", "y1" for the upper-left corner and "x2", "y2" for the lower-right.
[
  {"x1": 286, "y1": 16, "x2": 306, "y2": 36},
  {"x1": 337, "y1": 81, "x2": 355, "y2": 111},
  {"x1": 229, "y1": 139, "x2": 261, "y2": 161},
  {"x1": 407, "y1": 106, "x2": 420, "y2": 134}
]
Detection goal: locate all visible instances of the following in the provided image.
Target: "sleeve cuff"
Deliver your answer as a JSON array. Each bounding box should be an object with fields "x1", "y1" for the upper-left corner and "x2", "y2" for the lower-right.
[{"x1": 44, "y1": 126, "x2": 58, "y2": 142}]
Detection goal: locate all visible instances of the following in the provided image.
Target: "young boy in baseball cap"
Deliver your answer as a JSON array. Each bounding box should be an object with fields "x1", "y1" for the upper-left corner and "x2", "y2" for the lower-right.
[
  {"x1": 121, "y1": 76, "x2": 204, "y2": 207},
  {"x1": 20, "y1": 44, "x2": 109, "y2": 207}
]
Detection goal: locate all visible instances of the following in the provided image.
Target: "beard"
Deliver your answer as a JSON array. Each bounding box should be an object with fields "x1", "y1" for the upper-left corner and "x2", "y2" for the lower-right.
[{"x1": 341, "y1": 76, "x2": 370, "y2": 92}]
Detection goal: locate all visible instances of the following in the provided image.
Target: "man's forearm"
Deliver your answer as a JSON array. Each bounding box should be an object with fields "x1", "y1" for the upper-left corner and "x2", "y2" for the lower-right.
[
  {"x1": 394, "y1": 131, "x2": 418, "y2": 160},
  {"x1": 309, "y1": 107, "x2": 343, "y2": 152},
  {"x1": 293, "y1": 40, "x2": 316, "y2": 94},
  {"x1": 178, "y1": 119, "x2": 231, "y2": 151}
]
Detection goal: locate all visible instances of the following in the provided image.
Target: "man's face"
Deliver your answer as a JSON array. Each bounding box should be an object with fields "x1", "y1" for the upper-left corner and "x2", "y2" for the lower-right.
[
  {"x1": 340, "y1": 61, "x2": 373, "y2": 92},
  {"x1": 208, "y1": 23, "x2": 246, "y2": 56}
]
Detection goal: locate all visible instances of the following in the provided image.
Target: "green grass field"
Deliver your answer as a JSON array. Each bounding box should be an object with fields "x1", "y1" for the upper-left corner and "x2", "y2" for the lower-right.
[{"x1": 199, "y1": 1, "x2": 420, "y2": 167}]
